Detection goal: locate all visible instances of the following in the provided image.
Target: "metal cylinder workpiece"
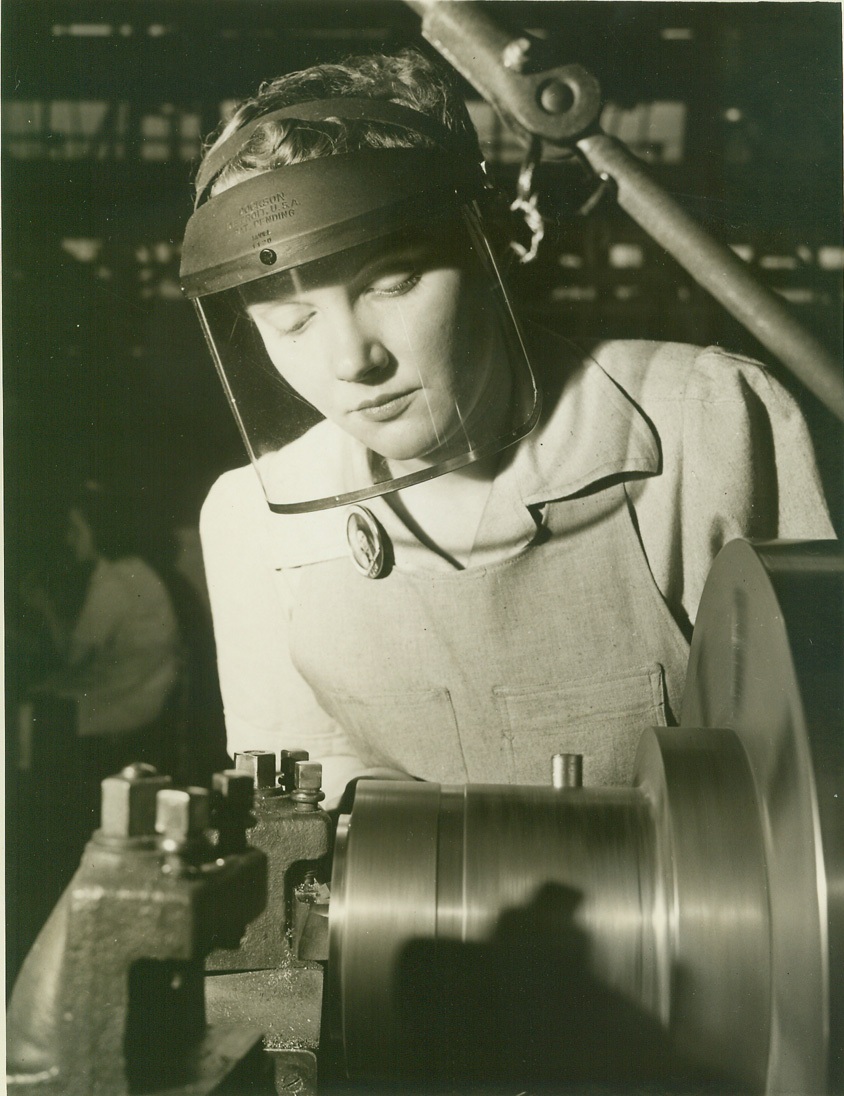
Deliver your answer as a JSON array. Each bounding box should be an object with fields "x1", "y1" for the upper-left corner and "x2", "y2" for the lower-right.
[{"x1": 330, "y1": 738, "x2": 767, "y2": 1086}]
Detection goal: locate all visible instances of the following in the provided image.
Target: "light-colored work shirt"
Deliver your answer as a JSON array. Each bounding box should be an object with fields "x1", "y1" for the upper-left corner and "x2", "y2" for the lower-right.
[
  {"x1": 57, "y1": 555, "x2": 181, "y2": 737},
  {"x1": 200, "y1": 335, "x2": 835, "y2": 805}
]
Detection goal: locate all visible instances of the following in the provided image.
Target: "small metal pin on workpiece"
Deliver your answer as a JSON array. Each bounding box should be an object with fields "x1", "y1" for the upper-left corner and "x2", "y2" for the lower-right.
[{"x1": 551, "y1": 752, "x2": 583, "y2": 789}]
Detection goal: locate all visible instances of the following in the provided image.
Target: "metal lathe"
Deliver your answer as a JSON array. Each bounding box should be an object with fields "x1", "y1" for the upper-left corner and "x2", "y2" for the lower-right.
[{"x1": 6, "y1": 539, "x2": 843, "y2": 1094}]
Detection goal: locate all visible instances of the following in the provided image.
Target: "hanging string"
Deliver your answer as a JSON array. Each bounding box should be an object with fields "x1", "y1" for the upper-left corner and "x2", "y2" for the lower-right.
[{"x1": 509, "y1": 136, "x2": 546, "y2": 265}]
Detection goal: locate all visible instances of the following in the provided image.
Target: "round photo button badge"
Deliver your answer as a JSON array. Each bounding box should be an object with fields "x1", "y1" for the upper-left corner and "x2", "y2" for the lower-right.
[{"x1": 346, "y1": 505, "x2": 388, "y2": 579}]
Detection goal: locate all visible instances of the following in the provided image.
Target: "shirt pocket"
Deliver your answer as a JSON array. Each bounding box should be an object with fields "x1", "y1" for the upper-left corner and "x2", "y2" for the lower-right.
[
  {"x1": 320, "y1": 686, "x2": 469, "y2": 784},
  {"x1": 494, "y1": 664, "x2": 667, "y2": 787}
]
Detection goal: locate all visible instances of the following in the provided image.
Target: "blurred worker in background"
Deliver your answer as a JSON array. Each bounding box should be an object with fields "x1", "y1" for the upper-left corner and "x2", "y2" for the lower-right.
[
  {"x1": 24, "y1": 482, "x2": 180, "y2": 749},
  {"x1": 182, "y1": 48, "x2": 834, "y2": 810},
  {"x1": 22, "y1": 480, "x2": 182, "y2": 784}
]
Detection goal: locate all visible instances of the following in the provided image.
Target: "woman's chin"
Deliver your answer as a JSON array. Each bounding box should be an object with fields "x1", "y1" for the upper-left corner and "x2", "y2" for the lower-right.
[{"x1": 356, "y1": 418, "x2": 455, "y2": 466}]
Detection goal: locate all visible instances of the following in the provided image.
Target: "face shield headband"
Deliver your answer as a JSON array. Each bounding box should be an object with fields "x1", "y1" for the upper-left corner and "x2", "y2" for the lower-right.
[
  {"x1": 180, "y1": 101, "x2": 540, "y2": 513},
  {"x1": 181, "y1": 99, "x2": 487, "y2": 296}
]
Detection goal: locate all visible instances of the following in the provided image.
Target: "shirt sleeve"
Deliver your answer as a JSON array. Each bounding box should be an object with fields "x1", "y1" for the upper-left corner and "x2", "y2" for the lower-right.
[
  {"x1": 67, "y1": 561, "x2": 127, "y2": 667},
  {"x1": 627, "y1": 344, "x2": 836, "y2": 632},
  {"x1": 200, "y1": 468, "x2": 368, "y2": 807}
]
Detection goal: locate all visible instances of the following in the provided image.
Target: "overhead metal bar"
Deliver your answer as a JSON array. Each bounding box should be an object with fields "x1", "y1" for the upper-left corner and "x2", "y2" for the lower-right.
[{"x1": 405, "y1": 0, "x2": 844, "y2": 422}]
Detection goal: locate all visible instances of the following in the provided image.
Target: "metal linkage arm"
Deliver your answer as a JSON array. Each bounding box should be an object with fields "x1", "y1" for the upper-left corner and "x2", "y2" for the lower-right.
[
  {"x1": 404, "y1": 0, "x2": 601, "y2": 143},
  {"x1": 405, "y1": 0, "x2": 844, "y2": 421},
  {"x1": 578, "y1": 133, "x2": 844, "y2": 420}
]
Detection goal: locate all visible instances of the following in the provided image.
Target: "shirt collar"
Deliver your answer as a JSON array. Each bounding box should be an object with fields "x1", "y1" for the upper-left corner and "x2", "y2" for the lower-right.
[
  {"x1": 264, "y1": 330, "x2": 661, "y2": 569},
  {"x1": 503, "y1": 329, "x2": 661, "y2": 507}
]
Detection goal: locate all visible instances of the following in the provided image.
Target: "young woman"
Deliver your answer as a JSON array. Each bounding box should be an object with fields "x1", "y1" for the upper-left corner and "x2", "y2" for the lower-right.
[{"x1": 181, "y1": 49, "x2": 833, "y2": 807}]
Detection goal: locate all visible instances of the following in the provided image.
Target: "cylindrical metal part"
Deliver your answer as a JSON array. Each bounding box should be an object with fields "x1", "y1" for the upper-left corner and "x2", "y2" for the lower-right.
[
  {"x1": 551, "y1": 752, "x2": 583, "y2": 788},
  {"x1": 155, "y1": 787, "x2": 210, "y2": 846},
  {"x1": 292, "y1": 761, "x2": 324, "y2": 812},
  {"x1": 331, "y1": 730, "x2": 770, "y2": 1088},
  {"x1": 636, "y1": 726, "x2": 771, "y2": 1089},
  {"x1": 331, "y1": 780, "x2": 663, "y2": 1082},
  {"x1": 681, "y1": 540, "x2": 844, "y2": 1094}
]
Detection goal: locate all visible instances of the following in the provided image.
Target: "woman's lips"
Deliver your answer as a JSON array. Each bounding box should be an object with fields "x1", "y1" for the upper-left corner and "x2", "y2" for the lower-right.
[{"x1": 351, "y1": 390, "x2": 417, "y2": 422}]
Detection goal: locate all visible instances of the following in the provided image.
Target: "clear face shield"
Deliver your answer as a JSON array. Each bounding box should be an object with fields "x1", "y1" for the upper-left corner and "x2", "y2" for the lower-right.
[{"x1": 181, "y1": 136, "x2": 539, "y2": 513}]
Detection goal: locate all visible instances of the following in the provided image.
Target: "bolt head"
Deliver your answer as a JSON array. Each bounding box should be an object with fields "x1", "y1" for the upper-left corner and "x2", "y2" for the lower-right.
[
  {"x1": 213, "y1": 769, "x2": 254, "y2": 810},
  {"x1": 101, "y1": 767, "x2": 172, "y2": 838},
  {"x1": 279, "y1": 749, "x2": 310, "y2": 787},
  {"x1": 281, "y1": 749, "x2": 310, "y2": 763},
  {"x1": 538, "y1": 78, "x2": 575, "y2": 115},
  {"x1": 294, "y1": 761, "x2": 323, "y2": 791},
  {"x1": 280, "y1": 749, "x2": 309, "y2": 771},
  {"x1": 156, "y1": 787, "x2": 210, "y2": 842},
  {"x1": 235, "y1": 750, "x2": 277, "y2": 788}
]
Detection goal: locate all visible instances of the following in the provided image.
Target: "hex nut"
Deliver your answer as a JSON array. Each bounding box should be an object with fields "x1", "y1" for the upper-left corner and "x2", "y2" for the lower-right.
[
  {"x1": 235, "y1": 750, "x2": 277, "y2": 789},
  {"x1": 294, "y1": 761, "x2": 323, "y2": 791},
  {"x1": 156, "y1": 787, "x2": 211, "y2": 843},
  {"x1": 100, "y1": 768, "x2": 172, "y2": 838}
]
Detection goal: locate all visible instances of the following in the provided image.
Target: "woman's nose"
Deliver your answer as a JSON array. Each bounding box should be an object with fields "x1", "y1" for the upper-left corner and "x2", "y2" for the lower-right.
[{"x1": 329, "y1": 298, "x2": 390, "y2": 382}]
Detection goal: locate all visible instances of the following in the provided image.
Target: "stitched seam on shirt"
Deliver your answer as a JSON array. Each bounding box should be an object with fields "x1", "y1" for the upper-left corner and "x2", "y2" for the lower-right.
[{"x1": 492, "y1": 664, "x2": 664, "y2": 700}]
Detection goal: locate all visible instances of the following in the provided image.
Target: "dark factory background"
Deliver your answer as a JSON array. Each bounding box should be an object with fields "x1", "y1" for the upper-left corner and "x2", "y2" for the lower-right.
[{"x1": 4, "y1": 1, "x2": 843, "y2": 989}]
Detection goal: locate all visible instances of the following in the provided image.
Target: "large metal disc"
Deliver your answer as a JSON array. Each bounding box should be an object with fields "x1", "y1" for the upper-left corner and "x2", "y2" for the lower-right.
[{"x1": 681, "y1": 539, "x2": 843, "y2": 1095}]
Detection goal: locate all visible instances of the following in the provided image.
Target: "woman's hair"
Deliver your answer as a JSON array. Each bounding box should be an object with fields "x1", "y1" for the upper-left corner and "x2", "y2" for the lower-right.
[{"x1": 202, "y1": 48, "x2": 483, "y2": 197}]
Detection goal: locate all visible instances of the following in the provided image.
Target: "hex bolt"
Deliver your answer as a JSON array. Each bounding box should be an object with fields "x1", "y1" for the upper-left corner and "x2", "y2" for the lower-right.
[
  {"x1": 213, "y1": 769, "x2": 254, "y2": 812},
  {"x1": 538, "y1": 78, "x2": 575, "y2": 115},
  {"x1": 100, "y1": 764, "x2": 172, "y2": 839},
  {"x1": 212, "y1": 769, "x2": 255, "y2": 854},
  {"x1": 156, "y1": 787, "x2": 211, "y2": 855},
  {"x1": 279, "y1": 748, "x2": 310, "y2": 791},
  {"x1": 291, "y1": 761, "x2": 325, "y2": 812},
  {"x1": 551, "y1": 753, "x2": 583, "y2": 789},
  {"x1": 235, "y1": 749, "x2": 277, "y2": 789}
]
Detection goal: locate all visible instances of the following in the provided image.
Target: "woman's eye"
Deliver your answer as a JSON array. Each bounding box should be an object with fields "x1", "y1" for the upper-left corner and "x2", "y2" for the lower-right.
[
  {"x1": 369, "y1": 273, "x2": 421, "y2": 299},
  {"x1": 252, "y1": 306, "x2": 315, "y2": 339},
  {"x1": 283, "y1": 313, "x2": 314, "y2": 336},
  {"x1": 266, "y1": 311, "x2": 314, "y2": 337}
]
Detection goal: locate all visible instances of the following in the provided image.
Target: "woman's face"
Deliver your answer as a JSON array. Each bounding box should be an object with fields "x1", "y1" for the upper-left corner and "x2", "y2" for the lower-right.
[{"x1": 244, "y1": 228, "x2": 508, "y2": 466}]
